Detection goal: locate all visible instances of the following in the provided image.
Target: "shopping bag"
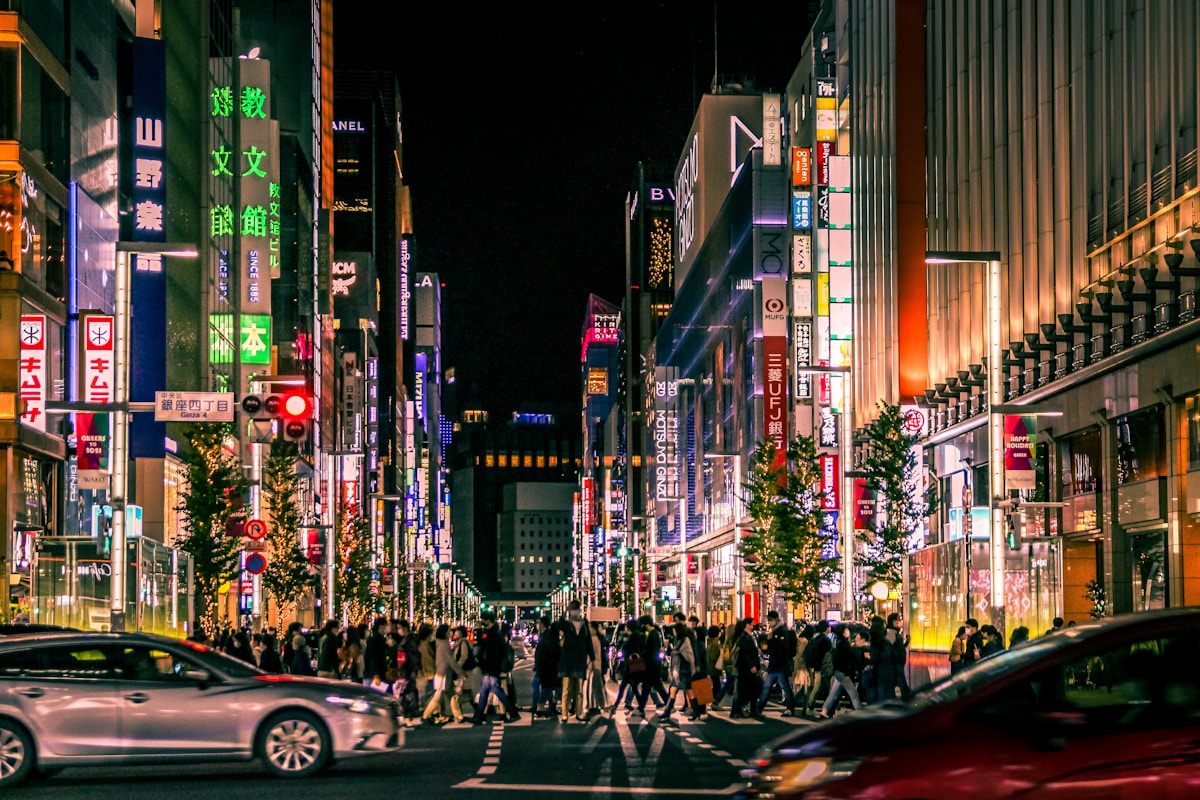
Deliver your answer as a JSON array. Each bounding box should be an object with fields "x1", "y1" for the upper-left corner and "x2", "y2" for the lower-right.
[{"x1": 691, "y1": 675, "x2": 714, "y2": 706}]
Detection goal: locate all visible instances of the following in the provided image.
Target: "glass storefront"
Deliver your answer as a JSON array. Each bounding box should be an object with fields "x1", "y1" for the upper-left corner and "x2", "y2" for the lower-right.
[
  {"x1": 909, "y1": 538, "x2": 1060, "y2": 652},
  {"x1": 31, "y1": 536, "x2": 192, "y2": 637}
]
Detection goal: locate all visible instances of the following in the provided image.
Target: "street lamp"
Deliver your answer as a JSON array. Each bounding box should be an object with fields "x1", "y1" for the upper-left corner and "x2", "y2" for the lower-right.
[
  {"x1": 925, "y1": 250, "x2": 1005, "y2": 635},
  {"x1": 111, "y1": 242, "x2": 198, "y2": 631}
]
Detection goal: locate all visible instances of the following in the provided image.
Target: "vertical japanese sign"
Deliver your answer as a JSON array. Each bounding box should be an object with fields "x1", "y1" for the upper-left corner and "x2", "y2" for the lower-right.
[
  {"x1": 1004, "y1": 415, "x2": 1037, "y2": 491},
  {"x1": 130, "y1": 37, "x2": 168, "y2": 456},
  {"x1": 18, "y1": 315, "x2": 47, "y2": 432},
  {"x1": 82, "y1": 314, "x2": 115, "y2": 403},
  {"x1": 762, "y1": 93, "x2": 781, "y2": 166},
  {"x1": 651, "y1": 366, "x2": 679, "y2": 526},
  {"x1": 762, "y1": 278, "x2": 789, "y2": 457}
]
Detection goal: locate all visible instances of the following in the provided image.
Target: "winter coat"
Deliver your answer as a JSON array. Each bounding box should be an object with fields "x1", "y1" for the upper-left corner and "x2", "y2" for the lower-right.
[
  {"x1": 534, "y1": 630, "x2": 561, "y2": 681},
  {"x1": 433, "y1": 637, "x2": 464, "y2": 679},
  {"x1": 473, "y1": 624, "x2": 507, "y2": 677},
  {"x1": 557, "y1": 617, "x2": 594, "y2": 679},
  {"x1": 668, "y1": 635, "x2": 695, "y2": 685},
  {"x1": 363, "y1": 632, "x2": 389, "y2": 682}
]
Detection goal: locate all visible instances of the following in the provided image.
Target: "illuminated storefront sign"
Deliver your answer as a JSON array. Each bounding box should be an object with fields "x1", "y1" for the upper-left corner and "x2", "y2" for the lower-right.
[
  {"x1": 794, "y1": 320, "x2": 812, "y2": 399},
  {"x1": 675, "y1": 133, "x2": 699, "y2": 266},
  {"x1": 652, "y1": 366, "x2": 680, "y2": 514},
  {"x1": 792, "y1": 192, "x2": 812, "y2": 230},
  {"x1": 587, "y1": 367, "x2": 609, "y2": 395},
  {"x1": 82, "y1": 314, "x2": 115, "y2": 404},
  {"x1": 792, "y1": 147, "x2": 811, "y2": 186},
  {"x1": 399, "y1": 237, "x2": 412, "y2": 340},
  {"x1": 820, "y1": 453, "x2": 840, "y2": 510},
  {"x1": 793, "y1": 233, "x2": 812, "y2": 274},
  {"x1": 816, "y1": 78, "x2": 838, "y2": 142},
  {"x1": 208, "y1": 314, "x2": 271, "y2": 364},
  {"x1": 762, "y1": 94, "x2": 781, "y2": 166},
  {"x1": 19, "y1": 315, "x2": 46, "y2": 431},
  {"x1": 762, "y1": 278, "x2": 789, "y2": 456},
  {"x1": 1005, "y1": 415, "x2": 1038, "y2": 491}
]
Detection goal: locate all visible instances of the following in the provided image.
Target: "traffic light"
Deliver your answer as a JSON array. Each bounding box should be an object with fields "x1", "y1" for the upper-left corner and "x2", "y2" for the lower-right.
[
  {"x1": 281, "y1": 392, "x2": 312, "y2": 442},
  {"x1": 1005, "y1": 512, "x2": 1020, "y2": 550}
]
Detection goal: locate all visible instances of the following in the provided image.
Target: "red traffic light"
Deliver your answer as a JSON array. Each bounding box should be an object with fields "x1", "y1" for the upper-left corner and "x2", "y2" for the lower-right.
[{"x1": 282, "y1": 393, "x2": 311, "y2": 418}]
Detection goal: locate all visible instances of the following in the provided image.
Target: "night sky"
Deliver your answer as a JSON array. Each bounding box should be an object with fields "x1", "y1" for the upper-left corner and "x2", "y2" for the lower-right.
[{"x1": 338, "y1": 4, "x2": 813, "y2": 415}]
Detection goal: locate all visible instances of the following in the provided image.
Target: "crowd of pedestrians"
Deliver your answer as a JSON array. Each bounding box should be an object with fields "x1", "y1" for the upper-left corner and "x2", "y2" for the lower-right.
[{"x1": 200, "y1": 604, "x2": 1045, "y2": 727}]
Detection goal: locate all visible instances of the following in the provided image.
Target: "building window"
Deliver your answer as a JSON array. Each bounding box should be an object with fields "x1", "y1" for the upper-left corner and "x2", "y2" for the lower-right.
[
  {"x1": 485, "y1": 453, "x2": 494, "y2": 467},
  {"x1": 524, "y1": 455, "x2": 533, "y2": 468},
  {"x1": 498, "y1": 454, "x2": 508, "y2": 467},
  {"x1": 1060, "y1": 428, "x2": 1102, "y2": 497},
  {"x1": 1115, "y1": 407, "x2": 1166, "y2": 485},
  {"x1": 537, "y1": 455, "x2": 545, "y2": 468},
  {"x1": 1187, "y1": 394, "x2": 1200, "y2": 473}
]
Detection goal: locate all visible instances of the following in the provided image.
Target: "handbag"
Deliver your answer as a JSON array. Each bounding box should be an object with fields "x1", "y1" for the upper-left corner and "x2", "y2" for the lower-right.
[
  {"x1": 626, "y1": 652, "x2": 646, "y2": 674},
  {"x1": 691, "y1": 675, "x2": 714, "y2": 706}
]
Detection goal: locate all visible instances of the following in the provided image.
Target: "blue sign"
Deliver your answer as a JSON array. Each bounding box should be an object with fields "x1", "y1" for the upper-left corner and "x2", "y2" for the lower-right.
[
  {"x1": 792, "y1": 193, "x2": 812, "y2": 231},
  {"x1": 130, "y1": 37, "x2": 168, "y2": 457}
]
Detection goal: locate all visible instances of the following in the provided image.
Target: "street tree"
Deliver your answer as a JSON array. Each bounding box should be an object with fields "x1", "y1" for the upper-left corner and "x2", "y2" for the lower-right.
[
  {"x1": 858, "y1": 402, "x2": 938, "y2": 592},
  {"x1": 335, "y1": 510, "x2": 373, "y2": 623},
  {"x1": 741, "y1": 435, "x2": 838, "y2": 612},
  {"x1": 260, "y1": 442, "x2": 317, "y2": 626},
  {"x1": 176, "y1": 423, "x2": 247, "y2": 632}
]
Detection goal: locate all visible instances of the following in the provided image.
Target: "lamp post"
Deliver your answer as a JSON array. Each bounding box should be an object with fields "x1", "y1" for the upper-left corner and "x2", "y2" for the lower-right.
[
  {"x1": 925, "y1": 251, "x2": 1004, "y2": 635},
  {"x1": 111, "y1": 242, "x2": 198, "y2": 631}
]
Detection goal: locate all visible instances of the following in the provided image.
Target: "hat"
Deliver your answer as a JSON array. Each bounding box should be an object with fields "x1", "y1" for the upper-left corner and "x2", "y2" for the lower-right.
[{"x1": 965, "y1": 618, "x2": 979, "y2": 629}]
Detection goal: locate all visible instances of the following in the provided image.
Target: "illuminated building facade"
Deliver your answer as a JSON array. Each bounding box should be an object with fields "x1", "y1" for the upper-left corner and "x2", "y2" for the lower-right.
[{"x1": 818, "y1": 0, "x2": 1200, "y2": 681}]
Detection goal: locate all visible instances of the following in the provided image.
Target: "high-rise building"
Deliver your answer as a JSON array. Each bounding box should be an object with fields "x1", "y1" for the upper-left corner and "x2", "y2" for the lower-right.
[{"x1": 450, "y1": 405, "x2": 579, "y2": 594}]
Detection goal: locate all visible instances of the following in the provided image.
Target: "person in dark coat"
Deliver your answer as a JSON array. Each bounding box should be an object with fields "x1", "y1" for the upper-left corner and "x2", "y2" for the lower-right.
[
  {"x1": 228, "y1": 630, "x2": 256, "y2": 665},
  {"x1": 532, "y1": 615, "x2": 561, "y2": 717},
  {"x1": 730, "y1": 618, "x2": 762, "y2": 718},
  {"x1": 363, "y1": 616, "x2": 391, "y2": 692},
  {"x1": 636, "y1": 615, "x2": 670, "y2": 713},
  {"x1": 290, "y1": 633, "x2": 316, "y2": 676},
  {"x1": 556, "y1": 600, "x2": 594, "y2": 722},
  {"x1": 611, "y1": 619, "x2": 647, "y2": 714},
  {"x1": 254, "y1": 633, "x2": 284, "y2": 673},
  {"x1": 818, "y1": 624, "x2": 862, "y2": 717},
  {"x1": 468, "y1": 611, "x2": 519, "y2": 724}
]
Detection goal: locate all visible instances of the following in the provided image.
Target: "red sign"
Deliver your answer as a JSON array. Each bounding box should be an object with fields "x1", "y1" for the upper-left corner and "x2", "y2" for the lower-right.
[
  {"x1": 815, "y1": 141, "x2": 836, "y2": 186},
  {"x1": 341, "y1": 479, "x2": 359, "y2": 509},
  {"x1": 792, "y1": 147, "x2": 811, "y2": 186},
  {"x1": 82, "y1": 314, "x2": 115, "y2": 404},
  {"x1": 18, "y1": 315, "x2": 47, "y2": 431},
  {"x1": 820, "y1": 454, "x2": 840, "y2": 510},
  {"x1": 582, "y1": 478, "x2": 595, "y2": 531},
  {"x1": 762, "y1": 336, "x2": 789, "y2": 456},
  {"x1": 742, "y1": 591, "x2": 760, "y2": 624},
  {"x1": 244, "y1": 518, "x2": 267, "y2": 540},
  {"x1": 852, "y1": 477, "x2": 875, "y2": 530}
]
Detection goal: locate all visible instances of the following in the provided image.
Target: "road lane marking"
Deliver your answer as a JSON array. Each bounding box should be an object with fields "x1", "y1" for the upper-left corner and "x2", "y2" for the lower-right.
[
  {"x1": 615, "y1": 711, "x2": 666, "y2": 788},
  {"x1": 713, "y1": 750, "x2": 732, "y2": 758},
  {"x1": 453, "y1": 778, "x2": 741, "y2": 795}
]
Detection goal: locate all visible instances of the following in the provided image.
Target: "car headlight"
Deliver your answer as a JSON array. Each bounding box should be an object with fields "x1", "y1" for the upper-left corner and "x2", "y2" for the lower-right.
[
  {"x1": 754, "y1": 757, "x2": 863, "y2": 793},
  {"x1": 326, "y1": 695, "x2": 373, "y2": 714}
]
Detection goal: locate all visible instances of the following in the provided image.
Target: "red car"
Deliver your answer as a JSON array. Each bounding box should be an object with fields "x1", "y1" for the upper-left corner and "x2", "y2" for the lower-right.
[{"x1": 739, "y1": 607, "x2": 1200, "y2": 799}]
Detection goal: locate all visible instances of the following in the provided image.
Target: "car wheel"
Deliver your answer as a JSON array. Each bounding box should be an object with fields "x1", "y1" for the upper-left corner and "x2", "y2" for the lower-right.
[
  {"x1": 257, "y1": 711, "x2": 330, "y2": 778},
  {"x1": 0, "y1": 720, "x2": 34, "y2": 788}
]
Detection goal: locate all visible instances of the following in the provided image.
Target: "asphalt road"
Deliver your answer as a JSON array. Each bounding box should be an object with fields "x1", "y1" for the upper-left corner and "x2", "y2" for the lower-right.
[{"x1": 14, "y1": 647, "x2": 817, "y2": 798}]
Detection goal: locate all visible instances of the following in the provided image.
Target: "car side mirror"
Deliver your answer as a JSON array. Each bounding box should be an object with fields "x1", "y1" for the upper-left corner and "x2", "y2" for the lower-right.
[{"x1": 183, "y1": 667, "x2": 212, "y2": 687}]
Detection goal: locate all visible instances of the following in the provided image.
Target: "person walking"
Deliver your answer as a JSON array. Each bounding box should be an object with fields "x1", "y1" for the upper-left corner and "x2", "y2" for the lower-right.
[
  {"x1": 610, "y1": 618, "x2": 647, "y2": 715},
  {"x1": 423, "y1": 623, "x2": 466, "y2": 724},
  {"x1": 886, "y1": 613, "x2": 911, "y2": 700},
  {"x1": 532, "y1": 616, "x2": 561, "y2": 718},
  {"x1": 636, "y1": 616, "x2": 670, "y2": 713},
  {"x1": 949, "y1": 625, "x2": 968, "y2": 675},
  {"x1": 557, "y1": 600, "x2": 594, "y2": 722},
  {"x1": 730, "y1": 618, "x2": 761, "y2": 718},
  {"x1": 254, "y1": 633, "x2": 284, "y2": 673},
  {"x1": 362, "y1": 617, "x2": 391, "y2": 693},
  {"x1": 757, "y1": 610, "x2": 798, "y2": 716},
  {"x1": 469, "y1": 611, "x2": 520, "y2": 724},
  {"x1": 819, "y1": 623, "x2": 862, "y2": 718},
  {"x1": 417, "y1": 623, "x2": 436, "y2": 701},
  {"x1": 314, "y1": 619, "x2": 341, "y2": 679},
  {"x1": 290, "y1": 633, "x2": 316, "y2": 676},
  {"x1": 802, "y1": 620, "x2": 833, "y2": 716},
  {"x1": 586, "y1": 619, "x2": 609, "y2": 715},
  {"x1": 659, "y1": 621, "x2": 700, "y2": 721}
]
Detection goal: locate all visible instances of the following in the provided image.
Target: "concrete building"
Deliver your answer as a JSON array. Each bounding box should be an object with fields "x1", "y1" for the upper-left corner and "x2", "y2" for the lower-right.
[{"x1": 497, "y1": 482, "x2": 575, "y2": 597}]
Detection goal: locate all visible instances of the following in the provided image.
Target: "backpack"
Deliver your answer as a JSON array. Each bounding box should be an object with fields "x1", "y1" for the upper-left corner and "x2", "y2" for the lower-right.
[
  {"x1": 805, "y1": 634, "x2": 831, "y2": 671},
  {"x1": 460, "y1": 640, "x2": 478, "y2": 672}
]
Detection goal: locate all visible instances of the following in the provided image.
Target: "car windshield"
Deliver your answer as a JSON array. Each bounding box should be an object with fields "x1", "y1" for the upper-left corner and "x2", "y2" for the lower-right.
[
  {"x1": 909, "y1": 633, "x2": 1083, "y2": 708},
  {"x1": 173, "y1": 639, "x2": 266, "y2": 678}
]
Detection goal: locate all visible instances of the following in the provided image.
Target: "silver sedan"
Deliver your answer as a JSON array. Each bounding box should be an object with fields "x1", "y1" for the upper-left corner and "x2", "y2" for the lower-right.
[{"x1": 0, "y1": 631, "x2": 400, "y2": 787}]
